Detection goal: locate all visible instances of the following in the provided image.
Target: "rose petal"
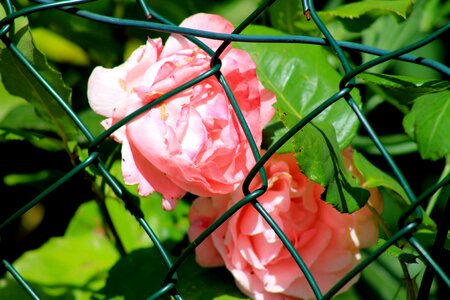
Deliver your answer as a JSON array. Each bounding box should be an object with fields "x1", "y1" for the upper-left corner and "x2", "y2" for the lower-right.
[
  {"x1": 87, "y1": 66, "x2": 128, "y2": 118},
  {"x1": 122, "y1": 130, "x2": 185, "y2": 210},
  {"x1": 161, "y1": 13, "x2": 235, "y2": 57}
]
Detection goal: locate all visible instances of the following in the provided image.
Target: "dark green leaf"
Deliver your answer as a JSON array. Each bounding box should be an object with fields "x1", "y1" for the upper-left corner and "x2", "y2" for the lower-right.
[
  {"x1": 361, "y1": 245, "x2": 417, "y2": 300},
  {"x1": 100, "y1": 248, "x2": 248, "y2": 300},
  {"x1": 0, "y1": 104, "x2": 66, "y2": 151},
  {"x1": 403, "y1": 91, "x2": 450, "y2": 160},
  {"x1": 375, "y1": 239, "x2": 419, "y2": 264},
  {"x1": 358, "y1": 73, "x2": 450, "y2": 107},
  {"x1": 0, "y1": 5, "x2": 79, "y2": 144}
]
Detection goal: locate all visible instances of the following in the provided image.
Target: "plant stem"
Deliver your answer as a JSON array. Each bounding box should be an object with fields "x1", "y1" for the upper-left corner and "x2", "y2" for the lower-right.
[{"x1": 426, "y1": 155, "x2": 450, "y2": 215}]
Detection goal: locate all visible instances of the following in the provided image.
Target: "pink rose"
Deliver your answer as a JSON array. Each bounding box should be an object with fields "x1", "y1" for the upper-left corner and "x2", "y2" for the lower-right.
[
  {"x1": 87, "y1": 13, "x2": 276, "y2": 210},
  {"x1": 188, "y1": 151, "x2": 382, "y2": 300}
]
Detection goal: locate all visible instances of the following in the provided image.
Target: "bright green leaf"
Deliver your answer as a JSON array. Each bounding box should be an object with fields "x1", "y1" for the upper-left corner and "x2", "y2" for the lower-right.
[
  {"x1": 65, "y1": 201, "x2": 104, "y2": 237},
  {"x1": 353, "y1": 150, "x2": 410, "y2": 203},
  {"x1": 0, "y1": 234, "x2": 119, "y2": 299},
  {"x1": 0, "y1": 79, "x2": 26, "y2": 121},
  {"x1": 296, "y1": 122, "x2": 370, "y2": 213},
  {"x1": 322, "y1": 0, "x2": 413, "y2": 20},
  {"x1": 235, "y1": 26, "x2": 368, "y2": 212},
  {"x1": 104, "y1": 195, "x2": 189, "y2": 252},
  {"x1": 100, "y1": 160, "x2": 190, "y2": 251},
  {"x1": 31, "y1": 27, "x2": 90, "y2": 66},
  {"x1": 361, "y1": 0, "x2": 433, "y2": 74},
  {"x1": 413, "y1": 228, "x2": 450, "y2": 250},
  {"x1": 403, "y1": 91, "x2": 450, "y2": 160},
  {"x1": 0, "y1": 5, "x2": 79, "y2": 144},
  {"x1": 235, "y1": 25, "x2": 361, "y2": 149},
  {"x1": 270, "y1": 0, "x2": 412, "y2": 34},
  {"x1": 14, "y1": 235, "x2": 119, "y2": 286}
]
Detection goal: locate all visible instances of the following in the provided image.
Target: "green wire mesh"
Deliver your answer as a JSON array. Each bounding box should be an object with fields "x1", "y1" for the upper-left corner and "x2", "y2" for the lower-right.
[{"x1": 0, "y1": 0, "x2": 449, "y2": 299}]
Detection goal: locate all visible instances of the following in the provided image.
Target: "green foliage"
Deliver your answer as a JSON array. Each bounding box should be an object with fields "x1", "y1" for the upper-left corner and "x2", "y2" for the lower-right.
[
  {"x1": 403, "y1": 91, "x2": 450, "y2": 160},
  {"x1": 0, "y1": 234, "x2": 119, "y2": 300},
  {"x1": 31, "y1": 27, "x2": 90, "y2": 66},
  {"x1": 0, "y1": 5, "x2": 79, "y2": 149},
  {"x1": 237, "y1": 25, "x2": 361, "y2": 149},
  {"x1": 269, "y1": 0, "x2": 413, "y2": 34},
  {"x1": 236, "y1": 25, "x2": 369, "y2": 213},
  {"x1": 358, "y1": 73, "x2": 450, "y2": 108},
  {"x1": 100, "y1": 249, "x2": 248, "y2": 299},
  {"x1": 353, "y1": 149, "x2": 409, "y2": 202}
]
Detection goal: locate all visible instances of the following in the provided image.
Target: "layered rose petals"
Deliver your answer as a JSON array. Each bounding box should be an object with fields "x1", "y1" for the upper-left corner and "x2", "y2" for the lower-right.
[
  {"x1": 188, "y1": 152, "x2": 382, "y2": 299},
  {"x1": 87, "y1": 13, "x2": 275, "y2": 209}
]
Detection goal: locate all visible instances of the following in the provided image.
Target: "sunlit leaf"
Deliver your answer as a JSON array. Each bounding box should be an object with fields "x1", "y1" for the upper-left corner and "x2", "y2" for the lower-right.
[
  {"x1": 0, "y1": 234, "x2": 119, "y2": 300},
  {"x1": 353, "y1": 150, "x2": 410, "y2": 203},
  {"x1": 269, "y1": 0, "x2": 413, "y2": 34},
  {"x1": 31, "y1": 27, "x2": 90, "y2": 66},
  {"x1": 235, "y1": 25, "x2": 360, "y2": 149},
  {"x1": 0, "y1": 5, "x2": 79, "y2": 144},
  {"x1": 235, "y1": 26, "x2": 368, "y2": 212},
  {"x1": 322, "y1": 0, "x2": 412, "y2": 19},
  {"x1": 403, "y1": 91, "x2": 450, "y2": 160}
]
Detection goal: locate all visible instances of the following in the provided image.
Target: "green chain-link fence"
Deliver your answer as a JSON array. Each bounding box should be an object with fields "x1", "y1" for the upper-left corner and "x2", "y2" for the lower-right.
[{"x1": 1, "y1": 0, "x2": 449, "y2": 299}]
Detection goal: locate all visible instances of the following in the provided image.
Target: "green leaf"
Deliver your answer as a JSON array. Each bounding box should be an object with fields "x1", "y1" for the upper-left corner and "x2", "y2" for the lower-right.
[
  {"x1": 235, "y1": 25, "x2": 361, "y2": 149},
  {"x1": 235, "y1": 26, "x2": 369, "y2": 212},
  {"x1": 100, "y1": 248, "x2": 248, "y2": 299},
  {"x1": 31, "y1": 27, "x2": 90, "y2": 66},
  {"x1": 361, "y1": 245, "x2": 416, "y2": 300},
  {"x1": 413, "y1": 228, "x2": 450, "y2": 250},
  {"x1": 361, "y1": 0, "x2": 436, "y2": 75},
  {"x1": 0, "y1": 79, "x2": 26, "y2": 121},
  {"x1": 0, "y1": 5, "x2": 79, "y2": 144},
  {"x1": 66, "y1": 194, "x2": 189, "y2": 253},
  {"x1": 65, "y1": 201, "x2": 104, "y2": 237},
  {"x1": 0, "y1": 104, "x2": 66, "y2": 151},
  {"x1": 268, "y1": 0, "x2": 303, "y2": 34},
  {"x1": 97, "y1": 160, "x2": 190, "y2": 251},
  {"x1": 322, "y1": 0, "x2": 412, "y2": 20},
  {"x1": 358, "y1": 73, "x2": 450, "y2": 107},
  {"x1": 353, "y1": 150, "x2": 410, "y2": 203},
  {"x1": 269, "y1": 0, "x2": 412, "y2": 34},
  {"x1": 0, "y1": 234, "x2": 119, "y2": 300},
  {"x1": 403, "y1": 91, "x2": 450, "y2": 160},
  {"x1": 105, "y1": 195, "x2": 189, "y2": 252},
  {"x1": 296, "y1": 122, "x2": 370, "y2": 213}
]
